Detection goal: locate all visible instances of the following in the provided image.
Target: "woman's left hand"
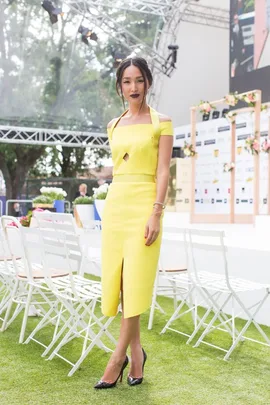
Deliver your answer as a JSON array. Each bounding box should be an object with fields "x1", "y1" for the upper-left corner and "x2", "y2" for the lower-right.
[{"x1": 144, "y1": 214, "x2": 161, "y2": 246}]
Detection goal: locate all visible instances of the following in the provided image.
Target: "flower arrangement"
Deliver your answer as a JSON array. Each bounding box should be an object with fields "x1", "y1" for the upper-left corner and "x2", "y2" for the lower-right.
[
  {"x1": 8, "y1": 208, "x2": 44, "y2": 228},
  {"x1": 40, "y1": 186, "x2": 67, "y2": 201},
  {"x1": 198, "y1": 101, "x2": 216, "y2": 114},
  {"x1": 223, "y1": 162, "x2": 235, "y2": 173},
  {"x1": 261, "y1": 139, "x2": 270, "y2": 154},
  {"x1": 225, "y1": 92, "x2": 239, "y2": 107},
  {"x1": 261, "y1": 104, "x2": 268, "y2": 112},
  {"x1": 183, "y1": 142, "x2": 196, "y2": 158},
  {"x1": 33, "y1": 195, "x2": 54, "y2": 204},
  {"x1": 73, "y1": 196, "x2": 93, "y2": 205},
  {"x1": 242, "y1": 92, "x2": 258, "y2": 107},
  {"x1": 225, "y1": 110, "x2": 237, "y2": 124},
  {"x1": 93, "y1": 183, "x2": 110, "y2": 200},
  {"x1": 245, "y1": 136, "x2": 260, "y2": 155},
  {"x1": 20, "y1": 214, "x2": 32, "y2": 227}
]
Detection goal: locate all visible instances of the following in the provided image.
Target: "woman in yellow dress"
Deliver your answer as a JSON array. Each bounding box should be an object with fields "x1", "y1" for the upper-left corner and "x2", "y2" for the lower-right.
[{"x1": 95, "y1": 57, "x2": 173, "y2": 389}]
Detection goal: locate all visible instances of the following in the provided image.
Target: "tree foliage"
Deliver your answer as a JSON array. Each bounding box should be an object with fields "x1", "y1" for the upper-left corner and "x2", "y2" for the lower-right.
[{"x1": 0, "y1": 1, "x2": 160, "y2": 198}]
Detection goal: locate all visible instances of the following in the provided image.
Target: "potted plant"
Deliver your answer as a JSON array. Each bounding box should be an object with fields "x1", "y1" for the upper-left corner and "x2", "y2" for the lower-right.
[
  {"x1": 32, "y1": 195, "x2": 54, "y2": 209},
  {"x1": 73, "y1": 196, "x2": 94, "y2": 227},
  {"x1": 40, "y1": 187, "x2": 67, "y2": 213},
  {"x1": 93, "y1": 183, "x2": 109, "y2": 220}
]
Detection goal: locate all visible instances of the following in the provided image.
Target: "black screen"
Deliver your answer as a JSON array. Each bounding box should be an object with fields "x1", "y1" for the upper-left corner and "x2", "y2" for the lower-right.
[{"x1": 230, "y1": 0, "x2": 270, "y2": 102}]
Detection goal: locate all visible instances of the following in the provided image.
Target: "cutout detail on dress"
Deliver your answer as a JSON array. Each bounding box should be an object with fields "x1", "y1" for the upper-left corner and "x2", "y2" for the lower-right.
[{"x1": 123, "y1": 153, "x2": 129, "y2": 161}]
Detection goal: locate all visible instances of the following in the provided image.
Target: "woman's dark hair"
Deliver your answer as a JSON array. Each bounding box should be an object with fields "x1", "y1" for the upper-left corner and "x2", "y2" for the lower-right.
[{"x1": 116, "y1": 57, "x2": 153, "y2": 109}]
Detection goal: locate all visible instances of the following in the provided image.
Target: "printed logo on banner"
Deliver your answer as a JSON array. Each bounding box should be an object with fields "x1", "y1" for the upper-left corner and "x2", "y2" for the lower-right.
[
  {"x1": 263, "y1": 198, "x2": 267, "y2": 204},
  {"x1": 241, "y1": 199, "x2": 248, "y2": 203},
  {"x1": 249, "y1": 199, "x2": 253, "y2": 204},
  {"x1": 224, "y1": 199, "x2": 227, "y2": 203},
  {"x1": 237, "y1": 134, "x2": 250, "y2": 141},
  {"x1": 175, "y1": 134, "x2": 185, "y2": 140},
  {"x1": 218, "y1": 125, "x2": 230, "y2": 132},
  {"x1": 204, "y1": 139, "x2": 216, "y2": 145},
  {"x1": 211, "y1": 199, "x2": 215, "y2": 204},
  {"x1": 185, "y1": 199, "x2": 189, "y2": 203},
  {"x1": 201, "y1": 199, "x2": 203, "y2": 203},
  {"x1": 237, "y1": 146, "x2": 243, "y2": 155},
  {"x1": 236, "y1": 123, "x2": 247, "y2": 129},
  {"x1": 195, "y1": 199, "x2": 200, "y2": 203},
  {"x1": 236, "y1": 199, "x2": 239, "y2": 204},
  {"x1": 196, "y1": 141, "x2": 202, "y2": 147},
  {"x1": 261, "y1": 131, "x2": 268, "y2": 138},
  {"x1": 216, "y1": 199, "x2": 223, "y2": 203}
]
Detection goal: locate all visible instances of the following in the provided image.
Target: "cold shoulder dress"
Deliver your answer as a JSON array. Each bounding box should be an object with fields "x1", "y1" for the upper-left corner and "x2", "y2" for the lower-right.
[{"x1": 101, "y1": 107, "x2": 173, "y2": 318}]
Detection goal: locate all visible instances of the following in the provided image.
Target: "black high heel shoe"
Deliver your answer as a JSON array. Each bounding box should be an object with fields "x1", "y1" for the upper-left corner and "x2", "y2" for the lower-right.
[
  {"x1": 127, "y1": 348, "x2": 147, "y2": 386},
  {"x1": 94, "y1": 356, "x2": 129, "y2": 389}
]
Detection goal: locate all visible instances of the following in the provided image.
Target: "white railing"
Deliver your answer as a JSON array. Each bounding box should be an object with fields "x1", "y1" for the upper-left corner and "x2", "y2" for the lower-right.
[
  {"x1": 5, "y1": 199, "x2": 71, "y2": 215},
  {"x1": 6, "y1": 199, "x2": 33, "y2": 216}
]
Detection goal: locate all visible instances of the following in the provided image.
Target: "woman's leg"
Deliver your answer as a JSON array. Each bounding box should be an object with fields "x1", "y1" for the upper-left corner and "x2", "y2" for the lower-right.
[
  {"x1": 101, "y1": 273, "x2": 144, "y2": 382},
  {"x1": 129, "y1": 317, "x2": 145, "y2": 378},
  {"x1": 101, "y1": 315, "x2": 140, "y2": 382}
]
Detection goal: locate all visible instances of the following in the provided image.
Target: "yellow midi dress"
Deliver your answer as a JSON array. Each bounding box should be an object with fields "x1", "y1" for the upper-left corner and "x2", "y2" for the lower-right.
[{"x1": 101, "y1": 107, "x2": 173, "y2": 318}]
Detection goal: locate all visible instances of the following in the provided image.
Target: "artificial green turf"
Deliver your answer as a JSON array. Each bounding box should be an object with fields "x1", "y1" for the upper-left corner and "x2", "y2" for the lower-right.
[{"x1": 0, "y1": 296, "x2": 269, "y2": 405}]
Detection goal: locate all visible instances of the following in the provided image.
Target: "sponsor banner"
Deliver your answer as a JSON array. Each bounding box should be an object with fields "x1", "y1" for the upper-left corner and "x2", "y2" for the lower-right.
[{"x1": 174, "y1": 115, "x2": 269, "y2": 215}]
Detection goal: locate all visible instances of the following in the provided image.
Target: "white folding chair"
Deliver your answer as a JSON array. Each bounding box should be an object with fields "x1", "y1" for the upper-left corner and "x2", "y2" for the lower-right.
[
  {"x1": 29, "y1": 228, "x2": 117, "y2": 376},
  {"x1": 188, "y1": 229, "x2": 270, "y2": 360},
  {"x1": 0, "y1": 227, "x2": 18, "y2": 322},
  {"x1": 0, "y1": 216, "x2": 69, "y2": 344},
  {"x1": 34, "y1": 212, "x2": 101, "y2": 277},
  {"x1": 33, "y1": 212, "x2": 85, "y2": 274},
  {"x1": 148, "y1": 227, "x2": 188, "y2": 330},
  {"x1": 158, "y1": 228, "x2": 230, "y2": 341}
]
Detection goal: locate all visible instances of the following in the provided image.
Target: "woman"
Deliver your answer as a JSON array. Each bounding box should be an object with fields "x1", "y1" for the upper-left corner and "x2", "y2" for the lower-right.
[{"x1": 95, "y1": 57, "x2": 173, "y2": 389}]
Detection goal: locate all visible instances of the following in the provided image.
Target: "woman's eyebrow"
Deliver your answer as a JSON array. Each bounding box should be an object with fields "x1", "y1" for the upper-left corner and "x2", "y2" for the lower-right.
[{"x1": 122, "y1": 76, "x2": 144, "y2": 79}]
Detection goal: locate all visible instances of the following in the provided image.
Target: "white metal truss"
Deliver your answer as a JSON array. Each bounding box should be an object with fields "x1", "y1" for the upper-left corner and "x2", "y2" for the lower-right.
[
  {"x1": 181, "y1": 3, "x2": 229, "y2": 30},
  {"x1": 65, "y1": 0, "x2": 173, "y2": 17},
  {"x1": 0, "y1": 126, "x2": 109, "y2": 149},
  {"x1": 64, "y1": 0, "x2": 229, "y2": 108},
  {"x1": 0, "y1": 1, "x2": 230, "y2": 147}
]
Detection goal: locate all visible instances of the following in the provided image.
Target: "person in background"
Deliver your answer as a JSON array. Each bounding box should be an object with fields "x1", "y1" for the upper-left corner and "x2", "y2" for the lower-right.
[
  {"x1": 231, "y1": 13, "x2": 245, "y2": 77},
  {"x1": 74, "y1": 183, "x2": 89, "y2": 199},
  {"x1": 13, "y1": 202, "x2": 21, "y2": 217}
]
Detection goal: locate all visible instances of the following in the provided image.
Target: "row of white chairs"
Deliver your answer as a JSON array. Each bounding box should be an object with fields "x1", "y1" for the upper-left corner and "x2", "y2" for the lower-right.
[
  {"x1": 0, "y1": 213, "x2": 117, "y2": 376},
  {"x1": 1, "y1": 213, "x2": 269, "y2": 367},
  {"x1": 149, "y1": 228, "x2": 270, "y2": 360}
]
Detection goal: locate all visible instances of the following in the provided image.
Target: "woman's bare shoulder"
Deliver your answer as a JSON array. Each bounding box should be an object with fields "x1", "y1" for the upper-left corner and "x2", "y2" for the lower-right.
[
  {"x1": 107, "y1": 117, "x2": 119, "y2": 129},
  {"x1": 157, "y1": 113, "x2": 172, "y2": 123}
]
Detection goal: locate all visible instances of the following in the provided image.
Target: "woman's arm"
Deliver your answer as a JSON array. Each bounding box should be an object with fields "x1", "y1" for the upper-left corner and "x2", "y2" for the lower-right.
[{"x1": 145, "y1": 129, "x2": 173, "y2": 246}]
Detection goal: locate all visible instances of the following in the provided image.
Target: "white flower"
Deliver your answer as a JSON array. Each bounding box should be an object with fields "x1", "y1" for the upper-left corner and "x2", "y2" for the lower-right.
[
  {"x1": 93, "y1": 183, "x2": 110, "y2": 198},
  {"x1": 184, "y1": 148, "x2": 191, "y2": 157}
]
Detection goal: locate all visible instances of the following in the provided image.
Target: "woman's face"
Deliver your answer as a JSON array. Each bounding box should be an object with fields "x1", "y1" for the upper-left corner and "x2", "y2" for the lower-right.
[{"x1": 120, "y1": 65, "x2": 149, "y2": 105}]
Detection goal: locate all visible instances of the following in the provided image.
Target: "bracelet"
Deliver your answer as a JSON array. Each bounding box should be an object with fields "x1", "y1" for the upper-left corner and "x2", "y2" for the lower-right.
[{"x1": 153, "y1": 202, "x2": 166, "y2": 209}]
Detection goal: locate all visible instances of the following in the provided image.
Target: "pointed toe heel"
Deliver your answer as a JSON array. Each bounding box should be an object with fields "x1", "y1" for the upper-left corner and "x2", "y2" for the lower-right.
[
  {"x1": 127, "y1": 348, "x2": 147, "y2": 387},
  {"x1": 94, "y1": 356, "x2": 129, "y2": 389}
]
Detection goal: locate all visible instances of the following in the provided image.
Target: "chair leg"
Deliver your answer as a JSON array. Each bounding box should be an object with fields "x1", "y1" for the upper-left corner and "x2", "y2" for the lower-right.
[
  {"x1": 148, "y1": 272, "x2": 159, "y2": 330},
  {"x1": 19, "y1": 284, "x2": 34, "y2": 343},
  {"x1": 1, "y1": 278, "x2": 19, "y2": 332}
]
